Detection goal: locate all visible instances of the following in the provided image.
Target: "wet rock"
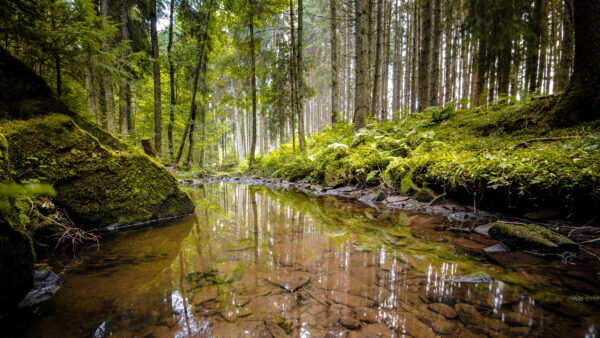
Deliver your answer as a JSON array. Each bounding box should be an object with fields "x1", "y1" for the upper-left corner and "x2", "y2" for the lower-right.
[
  {"x1": 509, "y1": 326, "x2": 531, "y2": 337},
  {"x1": 484, "y1": 243, "x2": 511, "y2": 254},
  {"x1": 385, "y1": 195, "x2": 410, "y2": 204},
  {"x1": 358, "y1": 191, "x2": 386, "y2": 203},
  {"x1": 328, "y1": 290, "x2": 376, "y2": 308},
  {"x1": 349, "y1": 322, "x2": 393, "y2": 338},
  {"x1": 504, "y1": 312, "x2": 537, "y2": 327},
  {"x1": 340, "y1": 314, "x2": 361, "y2": 330},
  {"x1": 448, "y1": 272, "x2": 494, "y2": 283},
  {"x1": 455, "y1": 303, "x2": 482, "y2": 326},
  {"x1": 474, "y1": 224, "x2": 492, "y2": 236},
  {"x1": 487, "y1": 222, "x2": 578, "y2": 253},
  {"x1": 428, "y1": 302, "x2": 458, "y2": 319},
  {"x1": 401, "y1": 312, "x2": 436, "y2": 338},
  {"x1": 17, "y1": 268, "x2": 63, "y2": 308},
  {"x1": 431, "y1": 318, "x2": 455, "y2": 335}
]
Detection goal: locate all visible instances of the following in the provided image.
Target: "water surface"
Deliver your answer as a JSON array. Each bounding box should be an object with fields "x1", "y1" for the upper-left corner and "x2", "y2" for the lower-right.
[{"x1": 4, "y1": 182, "x2": 600, "y2": 337}]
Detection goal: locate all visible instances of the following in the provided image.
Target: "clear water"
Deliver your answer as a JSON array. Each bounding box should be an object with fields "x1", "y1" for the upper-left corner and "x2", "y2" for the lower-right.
[{"x1": 4, "y1": 182, "x2": 599, "y2": 337}]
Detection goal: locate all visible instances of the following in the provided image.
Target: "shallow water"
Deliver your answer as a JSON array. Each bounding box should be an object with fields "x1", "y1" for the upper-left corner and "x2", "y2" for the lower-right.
[{"x1": 4, "y1": 182, "x2": 600, "y2": 337}]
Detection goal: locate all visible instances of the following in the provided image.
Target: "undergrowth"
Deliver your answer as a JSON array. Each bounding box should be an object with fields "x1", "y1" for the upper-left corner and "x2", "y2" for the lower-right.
[{"x1": 241, "y1": 96, "x2": 600, "y2": 215}]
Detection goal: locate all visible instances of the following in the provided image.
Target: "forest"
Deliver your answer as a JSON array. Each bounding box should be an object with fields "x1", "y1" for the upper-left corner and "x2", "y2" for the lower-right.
[{"x1": 0, "y1": 0, "x2": 599, "y2": 336}]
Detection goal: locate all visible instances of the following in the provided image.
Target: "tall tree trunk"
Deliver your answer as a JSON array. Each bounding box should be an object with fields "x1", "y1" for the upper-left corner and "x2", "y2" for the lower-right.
[
  {"x1": 551, "y1": 0, "x2": 600, "y2": 124},
  {"x1": 430, "y1": 0, "x2": 441, "y2": 106},
  {"x1": 330, "y1": 0, "x2": 339, "y2": 123},
  {"x1": 168, "y1": 0, "x2": 176, "y2": 159},
  {"x1": 371, "y1": 0, "x2": 383, "y2": 118},
  {"x1": 409, "y1": 1, "x2": 418, "y2": 113},
  {"x1": 525, "y1": 0, "x2": 542, "y2": 93},
  {"x1": 536, "y1": 0, "x2": 549, "y2": 92},
  {"x1": 353, "y1": 0, "x2": 370, "y2": 129},
  {"x1": 248, "y1": 0, "x2": 258, "y2": 166},
  {"x1": 289, "y1": 0, "x2": 297, "y2": 150},
  {"x1": 556, "y1": 0, "x2": 574, "y2": 91},
  {"x1": 391, "y1": 1, "x2": 402, "y2": 118},
  {"x1": 296, "y1": 0, "x2": 306, "y2": 151},
  {"x1": 150, "y1": 0, "x2": 162, "y2": 157},
  {"x1": 119, "y1": 0, "x2": 130, "y2": 135},
  {"x1": 417, "y1": 0, "x2": 432, "y2": 112}
]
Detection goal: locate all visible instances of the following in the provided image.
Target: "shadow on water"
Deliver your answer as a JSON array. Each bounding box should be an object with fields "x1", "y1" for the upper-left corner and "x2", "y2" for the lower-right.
[{"x1": 3, "y1": 182, "x2": 600, "y2": 337}]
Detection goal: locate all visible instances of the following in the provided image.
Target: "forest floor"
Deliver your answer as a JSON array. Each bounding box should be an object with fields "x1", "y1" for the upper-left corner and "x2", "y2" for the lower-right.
[{"x1": 238, "y1": 96, "x2": 600, "y2": 223}]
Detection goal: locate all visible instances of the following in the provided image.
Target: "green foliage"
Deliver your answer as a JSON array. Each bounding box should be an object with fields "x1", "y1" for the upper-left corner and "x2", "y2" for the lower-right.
[{"x1": 249, "y1": 98, "x2": 600, "y2": 213}]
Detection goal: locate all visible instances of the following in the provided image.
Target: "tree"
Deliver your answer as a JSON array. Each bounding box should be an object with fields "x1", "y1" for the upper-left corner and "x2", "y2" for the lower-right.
[
  {"x1": 330, "y1": 0, "x2": 339, "y2": 123},
  {"x1": 248, "y1": 0, "x2": 258, "y2": 166},
  {"x1": 353, "y1": 0, "x2": 369, "y2": 130},
  {"x1": 150, "y1": 0, "x2": 162, "y2": 156},
  {"x1": 417, "y1": 0, "x2": 432, "y2": 112},
  {"x1": 551, "y1": 0, "x2": 600, "y2": 124},
  {"x1": 168, "y1": 0, "x2": 176, "y2": 159}
]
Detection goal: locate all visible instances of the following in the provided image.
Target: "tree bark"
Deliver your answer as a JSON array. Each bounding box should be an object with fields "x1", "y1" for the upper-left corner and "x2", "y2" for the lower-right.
[
  {"x1": 168, "y1": 0, "x2": 176, "y2": 159},
  {"x1": 556, "y1": 0, "x2": 574, "y2": 91},
  {"x1": 296, "y1": 0, "x2": 306, "y2": 151},
  {"x1": 330, "y1": 0, "x2": 339, "y2": 123},
  {"x1": 150, "y1": 0, "x2": 162, "y2": 156},
  {"x1": 417, "y1": 0, "x2": 432, "y2": 112},
  {"x1": 353, "y1": 0, "x2": 370, "y2": 129},
  {"x1": 551, "y1": 0, "x2": 600, "y2": 124},
  {"x1": 430, "y1": 0, "x2": 441, "y2": 106},
  {"x1": 119, "y1": 0, "x2": 130, "y2": 135},
  {"x1": 371, "y1": 0, "x2": 383, "y2": 118}
]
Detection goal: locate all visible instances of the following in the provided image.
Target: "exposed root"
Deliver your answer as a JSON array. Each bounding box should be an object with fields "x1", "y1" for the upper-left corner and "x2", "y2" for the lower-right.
[{"x1": 28, "y1": 197, "x2": 100, "y2": 255}]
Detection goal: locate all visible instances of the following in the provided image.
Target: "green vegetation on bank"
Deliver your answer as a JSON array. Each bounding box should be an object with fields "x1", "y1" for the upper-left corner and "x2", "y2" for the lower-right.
[{"x1": 245, "y1": 97, "x2": 600, "y2": 215}]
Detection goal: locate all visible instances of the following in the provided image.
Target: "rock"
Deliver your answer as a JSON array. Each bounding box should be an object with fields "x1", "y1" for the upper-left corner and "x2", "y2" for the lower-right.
[
  {"x1": 328, "y1": 290, "x2": 376, "y2": 308},
  {"x1": 401, "y1": 312, "x2": 436, "y2": 338},
  {"x1": 3, "y1": 114, "x2": 195, "y2": 227},
  {"x1": 18, "y1": 268, "x2": 63, "y2": 308},
  {"x1": 487, "y1": 222, "x2": 578, "y2": 253},
  {"x1": 428, "y1": 302, "x2": 458, "y2": 319},
  {"x1": 455, "y1": 303, "x2": 482, "y2": 326},
  {"x1": 385, "y1": 195, "x2": 410, "y2": 203},
  {"x1": 474, "y1": 224, "x2": 492, "y2": 236},
  {"x1": 431, "y1": 319, "x2": 455, "y2": 335},
  {"x1": 484, "y1": 243, "x2": 511, "y2": 253},
  {"x1": 509, "y1": 326, "x2": 531, "y2": 337},
  {"x1": 340, "y1": 314, "x2": 362, "y2": 329},
  {"x1": 358, "y1": 191, "x2": 386, "y2": 203},
  {"x1": 0, "y1": 50, "x2": 194, "y2": 228},
  {"x1": 504, "y1": 312, "x2": 537, "y2": 327},
  {"x1": 0, "y1": 133, "x2": 34, "y2": 318},
  {"x1": 448, "y1": 272, "x2": 494, "y2": 283}
]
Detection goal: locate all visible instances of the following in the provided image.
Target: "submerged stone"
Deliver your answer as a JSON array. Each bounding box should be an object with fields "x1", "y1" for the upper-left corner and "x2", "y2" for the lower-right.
[
  {"x1": 448, "y1": 272, "x2": 494, "y2": 283},
  {"x1": 484, "y1": 243, "x2": 511, "y2": 254},
  {"x1": 18, "y1": 268, "x2": 63, "y2": 308},
  {"x1": 487, "y1": 222, "x2": 578, "y2": 253},
  {"x1": 358, "y1": 191, "x2": 386, "y2": 203}
]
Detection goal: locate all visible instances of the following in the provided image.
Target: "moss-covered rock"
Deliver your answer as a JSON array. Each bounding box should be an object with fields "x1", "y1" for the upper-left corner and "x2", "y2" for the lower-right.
[
  {"x1": 0, "y1": 133, "x2": 34, "y2": 318},
  {"x1": 487, "y1": 222, "x2": 578, "y2": 253},
  {"x1": 1, "y1": 114, "x2": 194, "y2": 226}
]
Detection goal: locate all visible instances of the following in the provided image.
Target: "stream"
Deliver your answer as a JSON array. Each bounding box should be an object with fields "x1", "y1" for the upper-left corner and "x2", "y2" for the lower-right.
[{"x1": 4, "y1": 182, "x2": 600, "y2": 337}]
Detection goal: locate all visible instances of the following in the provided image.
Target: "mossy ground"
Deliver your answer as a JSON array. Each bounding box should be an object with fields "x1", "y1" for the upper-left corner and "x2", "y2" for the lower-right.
[{"x1": 244, "y1": 96, "x2": 600, "y2": 217}]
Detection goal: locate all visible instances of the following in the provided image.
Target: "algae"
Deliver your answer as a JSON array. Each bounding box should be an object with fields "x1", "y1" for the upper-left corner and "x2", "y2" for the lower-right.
[{"x1": 487, "y1": 222, "x2": 578, "y2": 253}]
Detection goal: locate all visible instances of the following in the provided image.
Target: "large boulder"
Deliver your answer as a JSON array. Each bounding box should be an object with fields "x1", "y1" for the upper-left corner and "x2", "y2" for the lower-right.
[
  {"x1": 0, "y1": 134, "x2": 35, "y2": 318},
  {"x1": 2, "y1": 114, "x2": 194, "y2": 226},
  {"x1": 487, "y1": 222, "x2": 578, "y2": 253}
]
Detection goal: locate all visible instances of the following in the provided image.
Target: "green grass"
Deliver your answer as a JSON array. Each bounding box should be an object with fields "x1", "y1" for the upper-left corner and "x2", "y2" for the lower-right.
[{"x1": 242, "y1": 96, "x2": 600, "y2": 215}]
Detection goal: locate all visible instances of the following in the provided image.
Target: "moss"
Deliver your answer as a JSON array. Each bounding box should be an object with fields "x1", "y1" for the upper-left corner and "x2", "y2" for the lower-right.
[
  {"x1": 0, "y1": 134, "x2": 34, "y2": 318},
  {"x1": 1, "y1": 114, "x2": 194, "y2": 227},
  {"x1": 248, "y1": 97, "x2": 600, "y2": 216},
  {"x1": 488, "y1": 222, "x2": 578, "y2": 253}
]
